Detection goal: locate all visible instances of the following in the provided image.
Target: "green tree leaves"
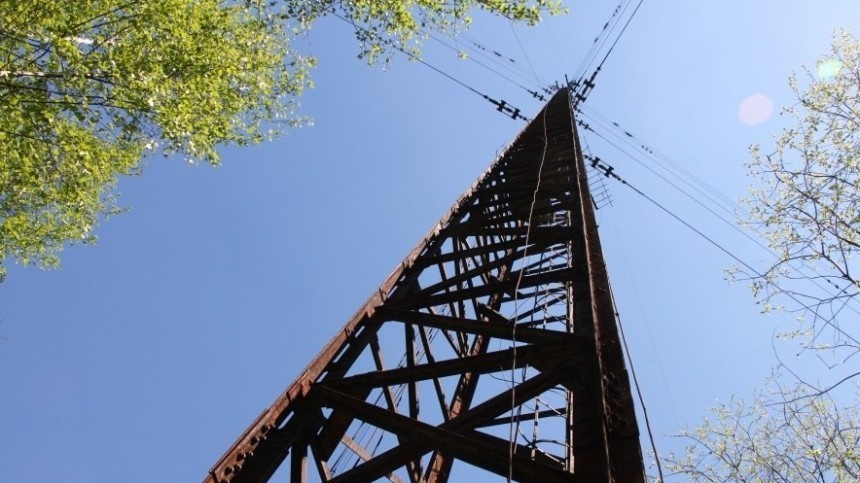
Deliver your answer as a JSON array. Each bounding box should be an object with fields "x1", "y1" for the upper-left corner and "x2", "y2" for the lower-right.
[
  {"x1": 1, "y1": 0, "x2": 561, "y2": 280},
  {"x1": 0, "y1": 0, "x2": 316, "y2": 280},
  {"x1": 667, "y1": 379, "x2": 860, "y2": 481},
  {"x1": 324, "y1": 0, "x2": 562, "y2": 62},
  {"x1": 686, "y1": 31, "x2": 860, "y2": 483}
]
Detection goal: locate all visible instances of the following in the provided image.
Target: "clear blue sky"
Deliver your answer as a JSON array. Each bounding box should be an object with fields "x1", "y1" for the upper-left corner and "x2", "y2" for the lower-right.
[{"x1": 3, "y1": 1, "x2": 860, "y2": 481}]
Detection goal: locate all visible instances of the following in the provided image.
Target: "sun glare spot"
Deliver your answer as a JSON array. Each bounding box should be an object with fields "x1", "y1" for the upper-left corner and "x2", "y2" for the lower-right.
[
  {"x1": 817, "y1": 59, "x2": 843, "y2": 80},
  {"x1": 738, "y1": 93, "x2": 774, "y2": 126}
]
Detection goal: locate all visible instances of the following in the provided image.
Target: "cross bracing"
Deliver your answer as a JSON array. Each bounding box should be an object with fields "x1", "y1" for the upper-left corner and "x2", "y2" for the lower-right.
[{"x1": 205, "y1": 89, "x2": 645, "y2": 483}]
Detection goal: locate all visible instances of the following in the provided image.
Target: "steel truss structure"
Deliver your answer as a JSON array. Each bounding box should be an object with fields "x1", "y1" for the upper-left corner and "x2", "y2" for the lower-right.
[{"x1": 206, "y1": 89, "x2": 645, "y2": 482}]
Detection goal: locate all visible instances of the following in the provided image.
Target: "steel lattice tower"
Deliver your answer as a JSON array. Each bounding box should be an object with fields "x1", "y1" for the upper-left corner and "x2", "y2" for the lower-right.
[{"x1": 205, "y1": 89, "x2": 646, "y2": 482}]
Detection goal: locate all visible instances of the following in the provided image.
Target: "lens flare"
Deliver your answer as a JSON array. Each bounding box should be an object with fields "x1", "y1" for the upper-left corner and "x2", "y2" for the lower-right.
[
  {"x1": 738, "y1": 93, "x2": 774, "y2": 126},
  {"x1": 817, "y1": 59, "x2": 843, "y2": 80}
]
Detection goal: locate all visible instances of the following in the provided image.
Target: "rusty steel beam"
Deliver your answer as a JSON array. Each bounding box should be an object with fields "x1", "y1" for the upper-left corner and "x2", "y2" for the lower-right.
[
  {"x1": 320, "y1": 369, "x2": 565, "y2": 483},
  {"x1": 315, "y1": 386, "x2": 574, "y2": 483},
  {"x1": 569, "y1": 101, "x2": 645, "y2": 481},
  {"x1": 322, "y1": 342, "x2": 583, "y2": 392},
  {"x1": 377, "y1": 307, "x2": 577, "y2": 344},
  {"x1": 393, "y1": 267, "x2": 576, "y2": 310},
  {"x1": 204, "y1": 88, "x2": 646, "y2": 483}
]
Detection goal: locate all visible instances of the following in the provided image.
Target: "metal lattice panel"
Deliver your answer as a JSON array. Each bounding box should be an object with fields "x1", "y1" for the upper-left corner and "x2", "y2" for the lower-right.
[{"x1": 205, "y1": 89, "x2": 644, "y2": 483}]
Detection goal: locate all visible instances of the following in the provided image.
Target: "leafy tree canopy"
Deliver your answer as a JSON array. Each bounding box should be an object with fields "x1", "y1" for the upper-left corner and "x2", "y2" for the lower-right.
[
  {"x1": 677, "y1": 31, "x2": 860, "y2": 483},
  {"x1": 0, "y1": 0, "x2": 561, "y2": 280},
  {"x1": 667, "y1": 376, "x2": 860, "y2": 482},
  {"x1": 740, "y1": 30, "x2": 860, "y2": 353}
]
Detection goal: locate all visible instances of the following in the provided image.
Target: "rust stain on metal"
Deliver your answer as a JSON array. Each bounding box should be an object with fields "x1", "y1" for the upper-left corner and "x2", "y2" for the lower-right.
[{"x1": 205, "y1": 89, "x2": 645, "y2": 483}]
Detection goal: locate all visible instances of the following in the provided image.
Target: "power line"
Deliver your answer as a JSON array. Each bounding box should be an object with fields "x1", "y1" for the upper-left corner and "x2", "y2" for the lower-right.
[
  {"x1": 329, "y1": 12, "x2": 530, "y2": 122},
  {"x1": 587, "y1": 156, "x2": 860, "y2": 348},
  {"x1": 579, "y1": 114, "x2": 860, "y2": 319},
  {"x1": 424, "y1": 30, "x2": 548, "y2": 101},
  {"x1": 578, "y1": 105, "x2": 739, "y2": 216},
  {"x1": 458, "y1": 31, "x2": 537, "y2": 80},
  {"x1": 508, "y1": 20, "x2": 544, "y2": 87},
  {"x1": 607, "y1": 277, "x2": 664, "y2": 483},
  {"x1": 570, "y1": 0, "x2": 646, "y2": 106},
  {"x1": 592, "y1": 0, "x2": 645, "y2": 76},
  {"x1": 580, "y1": 129, "x2": 769, "y2": 258},
  {"x1": 572, "y1": 0, "x2": 630, "y2": 79}
]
